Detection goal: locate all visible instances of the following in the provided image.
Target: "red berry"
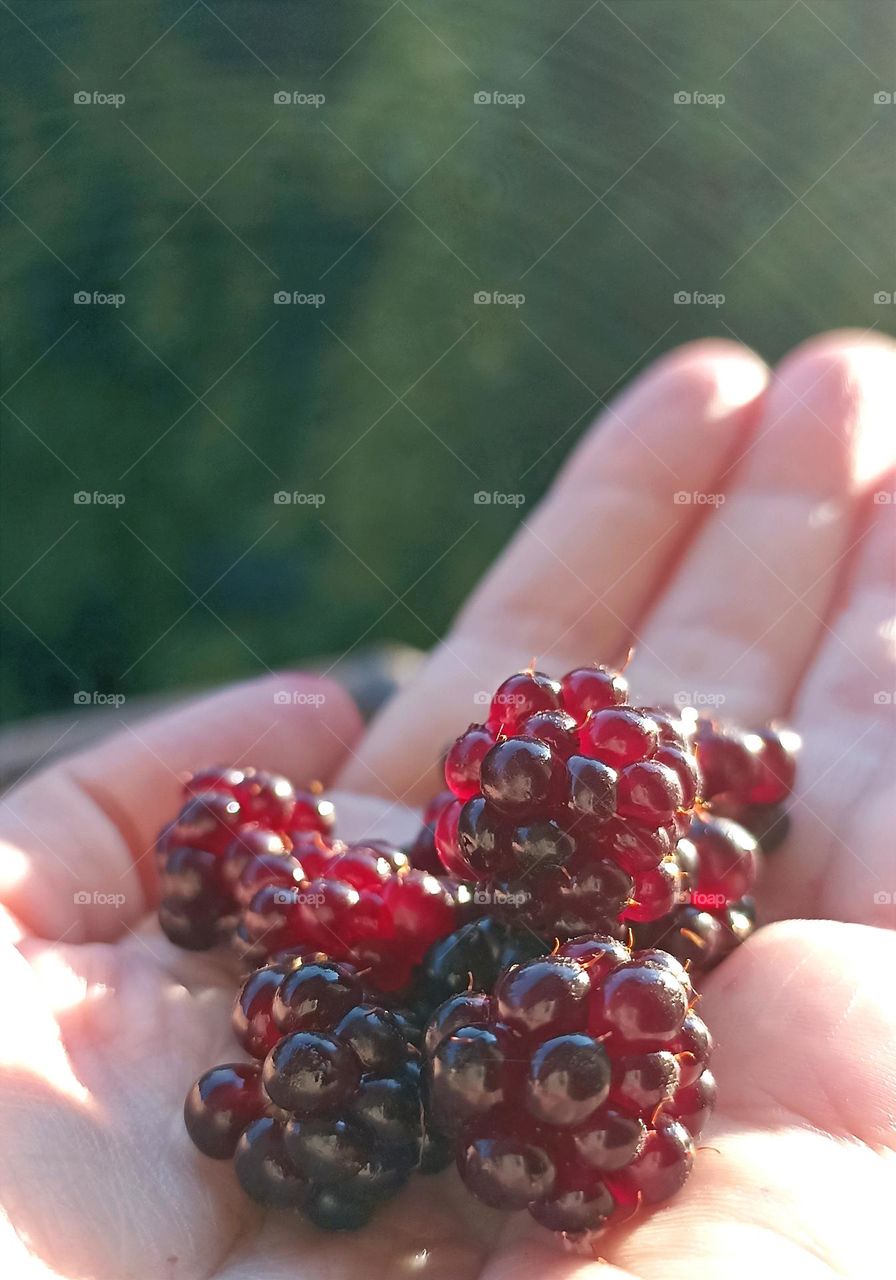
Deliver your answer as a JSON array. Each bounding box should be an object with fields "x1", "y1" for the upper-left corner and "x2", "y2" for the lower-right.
[
  {"x1": 434, "y1": 798, "x2": 472, "y2": 877},
  {"x1": 624, "y1": 858, "x2": 682, "y2": 923},
  {"x1": 691, "y1": 815, "x2": 759, "y2": 904},
  {"x1": 579, "y1": 708, "x2": 659, "y2": 769},
  {"x1": 654, "y1": 744, "x2": 701, "y2": 808},
  {"x1": 744, "y1": 727, "x2": 800, "y2": 805},
  {"x1": 560, "y1": 666, "x2": 628, "y2": 719},
  {"x1": 667, "y1": 1069, "x2": 717, "y2": 1137},
  {"x1": 289, "y1": 788, "x2": 336, "y2": 836},
  {"x1": 445, "y1": 725, "x2": 496, "y2": 800},
  {"x1": 521, "y1": 710, "x2": 580, "y2": 759},
  {"x1": 594, "y1": 961, "x2": 689, "y2": 1044},
  {"x1": 619, "y1": 1117, "x2": 694, "y2": 1204},
  {"x1": 171, "y1": 791, "x2": 243, "y2": 854},
  {"x1": 494, "y1": 957, "x2": 591, "y2": 1038},
  {"x1": 568, "y1": 756, "x2": 617, "y2": 822},
  {"x1": 219, "y1": 826, "x2": 291, "y2": 891},
  {"x1": 600, "y1": 817, "x2": 673, "y2": 873},
  {"x1": 694, "y1": 723, "x2": 757, "y2": 801},
  {"x1": 480, "y1": 737, "x2": 566, "y2": 814},
  {"x1": 487, "y1": 671, "x2": 562, "y2": 735},
  {"x1": 184, "y1": 1062, "x2": 266, "y2": 1158},
  {"x1": 234, "y1": 770, "x2": 297, "y2": 827},
  {"x1": 616, "y1": 761, "x2": 684, "y2": 826}
]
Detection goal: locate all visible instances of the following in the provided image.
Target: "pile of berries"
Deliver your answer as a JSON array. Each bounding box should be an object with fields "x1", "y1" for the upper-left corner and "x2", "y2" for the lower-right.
[{"x1": 168, "y1": 664, "x2": 799, "y2": 1241}]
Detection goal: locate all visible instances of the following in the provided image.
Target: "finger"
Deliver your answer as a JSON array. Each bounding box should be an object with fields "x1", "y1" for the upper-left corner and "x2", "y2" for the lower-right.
[
  {"x1": 339, "y1": 340, "x2": 768, "y2": 801},
  {"x1": 762, "y1": 481, "x2": 896, "y2": 926},
  {"x1": 0, "y1": 674, "x2": 362, "y2": 942},
  {"x1": 627, "y1": 331, "x2": 896, "y2": 719}
]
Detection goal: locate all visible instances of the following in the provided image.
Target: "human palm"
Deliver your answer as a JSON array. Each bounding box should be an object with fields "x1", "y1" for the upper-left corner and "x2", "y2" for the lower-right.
[{"x1": 1, "y1": 332, "x2": 893, "y2": 1280}]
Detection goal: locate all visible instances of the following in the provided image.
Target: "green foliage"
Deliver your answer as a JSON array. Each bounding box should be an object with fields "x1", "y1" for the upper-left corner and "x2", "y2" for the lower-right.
[{"x1": 2, "y1": 1, "x2": 893, "y2": 717}]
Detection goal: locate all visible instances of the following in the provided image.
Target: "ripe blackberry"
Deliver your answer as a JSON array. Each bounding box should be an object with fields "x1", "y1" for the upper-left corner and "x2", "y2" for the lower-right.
[
  {"x1": 186, "y1": 956, "x2": 447, "y2": 1229},
  {"x1": 157, "y1": 765, "x2": 337, "y2": 952},
  {"x1": 426, "y1": 935, "x2": 713, "y2": 1237}
]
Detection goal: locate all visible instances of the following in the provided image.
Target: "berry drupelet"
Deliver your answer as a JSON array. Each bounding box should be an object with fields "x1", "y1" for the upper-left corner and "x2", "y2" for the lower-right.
[
  {"x1": 185, "y1": 953, "x2": 448, "y2": 1230},
  {"x1": 426, "y1": 934, "x2": 713, "y2": 1238}
]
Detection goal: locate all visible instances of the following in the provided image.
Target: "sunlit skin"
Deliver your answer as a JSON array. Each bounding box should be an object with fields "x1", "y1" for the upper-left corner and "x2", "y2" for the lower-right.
[{"x1": 0, "y1": 332, "x2": 894, "y2": 1279}]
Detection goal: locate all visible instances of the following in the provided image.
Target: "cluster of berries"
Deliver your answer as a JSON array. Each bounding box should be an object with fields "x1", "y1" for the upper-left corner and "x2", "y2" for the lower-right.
[
  {"x1": 430, "y1": 669, "x2": 797, "y2": 973},
  {"x1": 156, "y1": 766, "x2": 459, "y2": 991},
  {"x1": 168, "y1": 664, "x2": 798, "y2": 1241},
  {"x1": 185, "y1": 954, "x2": 449, "y2": 1230}
]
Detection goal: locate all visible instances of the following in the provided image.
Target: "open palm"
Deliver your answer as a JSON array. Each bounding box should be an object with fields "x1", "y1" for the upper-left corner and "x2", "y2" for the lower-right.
[{"x1": 1, "y1": 332, "x2": 893, "y2": 1280}]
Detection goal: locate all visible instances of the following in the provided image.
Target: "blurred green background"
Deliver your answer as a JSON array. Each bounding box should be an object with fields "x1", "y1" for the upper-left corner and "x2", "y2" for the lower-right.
[{"x1": 2, "y1": 0, "x2": 894, "y2": 720}]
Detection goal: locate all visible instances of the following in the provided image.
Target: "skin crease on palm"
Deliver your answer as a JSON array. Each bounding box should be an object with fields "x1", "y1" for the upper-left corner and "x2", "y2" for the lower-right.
[{"x1": 0, "y1": 333, "x2": 894, "y2": 1280}]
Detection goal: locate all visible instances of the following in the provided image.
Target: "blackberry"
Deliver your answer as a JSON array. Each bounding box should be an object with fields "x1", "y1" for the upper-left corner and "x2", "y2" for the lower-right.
[
  {"x1": 185, "y1": 956, "x2": 447, "y2": 1230},
  {"x1": 426, "y1": 934, "x2": 712, "y2": 1237}
]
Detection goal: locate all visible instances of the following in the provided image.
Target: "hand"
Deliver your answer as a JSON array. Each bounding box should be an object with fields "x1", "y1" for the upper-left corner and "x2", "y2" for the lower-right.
[{"x1": 1, "y1": 332, "x2": 893, "y2": 1279}]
